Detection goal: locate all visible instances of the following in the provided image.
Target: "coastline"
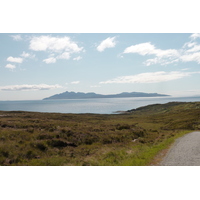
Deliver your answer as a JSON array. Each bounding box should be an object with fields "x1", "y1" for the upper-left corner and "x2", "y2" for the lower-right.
[{"x1": 0, "y1": 96, "x2": 200, "y2": 114}]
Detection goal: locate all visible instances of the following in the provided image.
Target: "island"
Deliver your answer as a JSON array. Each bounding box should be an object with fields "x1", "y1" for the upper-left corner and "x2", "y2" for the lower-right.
[{"x1": 43, "y1": 91, "x2": 169, "y2": 100}]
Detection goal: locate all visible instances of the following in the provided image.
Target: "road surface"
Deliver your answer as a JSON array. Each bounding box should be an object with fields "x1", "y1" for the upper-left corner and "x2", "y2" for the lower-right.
[{"x1": 160, "y1": 131, "x2": 200, "y2": 166}]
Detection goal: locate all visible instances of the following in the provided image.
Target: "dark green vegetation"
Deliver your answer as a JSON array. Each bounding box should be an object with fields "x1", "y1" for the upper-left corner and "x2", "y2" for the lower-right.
[
  {"x1": 0, "y1": 101, "x2": 200, "y2": 166},
  {"x1": 43, "y1": 91, "x2": 169, "y2": 100}
]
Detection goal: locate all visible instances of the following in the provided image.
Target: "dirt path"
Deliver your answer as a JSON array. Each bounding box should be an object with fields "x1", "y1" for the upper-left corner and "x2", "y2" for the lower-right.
[{"x1": 160, "y1": 131, "x2": 200, "y2": 166}]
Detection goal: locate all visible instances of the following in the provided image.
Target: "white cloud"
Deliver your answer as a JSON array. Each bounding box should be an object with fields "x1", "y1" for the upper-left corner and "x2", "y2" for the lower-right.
[
  {"x1": 71, "y1": 81, "x2": 80, "y2": 84},
  {"x1": 29, "y1": 35, "x2": 83, "y2": 53},
  {"x1": 183, "y1": 42, "x2": 196, "y2": 48},
  {"x1": 179, "y1": 33, "x2": 200, "y2": 64},
  {"x1": 29, "y1": 35, "x2": 83, "y2": 63},
  {"x1": 123, "y1": 35, "x2": 200, "y2": 66},
  {"x1": 21, "y1": 52, "x2": 30, "y2": 58},
  {"x1": 186, "y1": 44, "x2": 200, "y2": 53},
  {"x1": 10, "y1": 34, "x2": 22, "y2": 41},
  {"x1": 73, "y1": 56, "x2": 82, "y2": 61},
  {"x1": 123, "y1": 42, "x2": 155, "y2": 55},
  {"x1": 123, "y1": 42, "x2": 180, "y2": 66},
  {"x1": 100, "y1": 71, "x2": 200, "y2": 84},
  {"x1": 145, "y1": 57, "x2": 179, "y2": 66},
  {"x1": 21, "y1": 51, "x2": 35, "y2": 58},
  {"x1": 57, "y1": 52, "x2": 70, "y2": 60},
  {"x1": 5, "y1": 64, "x2": 16, "y2": 70},
  {"x1": 180, "y1": 52, "x2": 200, "y2": 64},
  {"x1": 97, "y1": 37, "x2": 117, "y2": 52},
  {"x1": 7, "y1": 56, "x2": 23, "y2": 63},
  {"x1": 43, "y1": 57, "x2": 56, "y2": 64},
  {"x1": 123, "y1": 42, "x2": 179, "y2": 57},
  {"x1": 145, "y1": 58, "x2": 159, "y2": 66},
  {"x1": 0, "y1": 84, "x2": 62, "y2": 91},
  {"x1": 190, "y1": 33, "x2": 200, "y2": 40}
]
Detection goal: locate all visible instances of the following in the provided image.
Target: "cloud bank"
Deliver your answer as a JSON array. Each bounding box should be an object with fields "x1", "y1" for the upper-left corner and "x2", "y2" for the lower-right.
[
  {"x1": 123, "y1": 34, "x2": 200, "y2": 66},
  {"x1": 100, "y1": 71, "x2": 200, "y2": 84},
  {"x1": 0, "y1": 84, "x2": 62, "y2": 91}
]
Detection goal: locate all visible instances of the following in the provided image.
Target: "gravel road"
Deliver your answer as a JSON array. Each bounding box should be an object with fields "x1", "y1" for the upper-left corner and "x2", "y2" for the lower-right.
[{"x1": 160, "y1": 131, "x2": 200, "y2": 166}]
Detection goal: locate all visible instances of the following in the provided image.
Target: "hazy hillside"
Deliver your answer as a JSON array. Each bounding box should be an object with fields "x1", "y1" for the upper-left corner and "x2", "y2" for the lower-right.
[{"x1": 43, "y1": 91, "x2": 169, "y2": 100}]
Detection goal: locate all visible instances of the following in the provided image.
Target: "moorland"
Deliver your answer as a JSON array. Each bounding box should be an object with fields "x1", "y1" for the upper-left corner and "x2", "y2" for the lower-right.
[{"x1": 0, "y1": 101, "x2": 200, "y2": 166}]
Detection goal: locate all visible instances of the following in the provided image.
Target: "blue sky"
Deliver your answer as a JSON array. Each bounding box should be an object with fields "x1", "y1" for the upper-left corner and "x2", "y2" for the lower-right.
[{"x1": 1, "y1": 33, "x2": 200, "y2": 100}]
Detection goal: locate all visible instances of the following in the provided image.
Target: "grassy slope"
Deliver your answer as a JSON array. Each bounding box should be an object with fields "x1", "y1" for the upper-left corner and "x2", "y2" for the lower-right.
[{"x1": 0, "y1": 101, "x2": 200, "y2": 166}]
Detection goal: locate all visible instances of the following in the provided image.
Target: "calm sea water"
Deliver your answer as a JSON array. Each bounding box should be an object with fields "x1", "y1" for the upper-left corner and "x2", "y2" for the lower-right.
[{"x1": 0, "y1": 96, "x2": 200, "y2": 114}]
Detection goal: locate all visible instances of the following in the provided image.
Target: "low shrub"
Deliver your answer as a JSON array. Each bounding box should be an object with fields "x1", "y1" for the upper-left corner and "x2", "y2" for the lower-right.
[{"x1": 47, "y1": 139, "x2": 77, "y2": 148}]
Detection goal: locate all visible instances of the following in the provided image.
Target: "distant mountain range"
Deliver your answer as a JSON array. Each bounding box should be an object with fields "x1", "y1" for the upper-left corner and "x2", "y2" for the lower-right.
[{"x1": 43, "y1": 91, "x2": 169, "y2": 100}]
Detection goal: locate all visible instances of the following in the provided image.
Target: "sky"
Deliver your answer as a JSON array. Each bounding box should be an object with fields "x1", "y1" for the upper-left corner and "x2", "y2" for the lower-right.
[{"x1": 1, "y1": 33, "x2": 200, "y2": 100}]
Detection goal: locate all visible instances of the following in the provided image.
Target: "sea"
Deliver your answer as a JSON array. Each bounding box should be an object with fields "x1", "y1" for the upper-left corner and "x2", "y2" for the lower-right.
[{"x1": 0, "y1": 96, "x2": 200, "y2": 114}]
